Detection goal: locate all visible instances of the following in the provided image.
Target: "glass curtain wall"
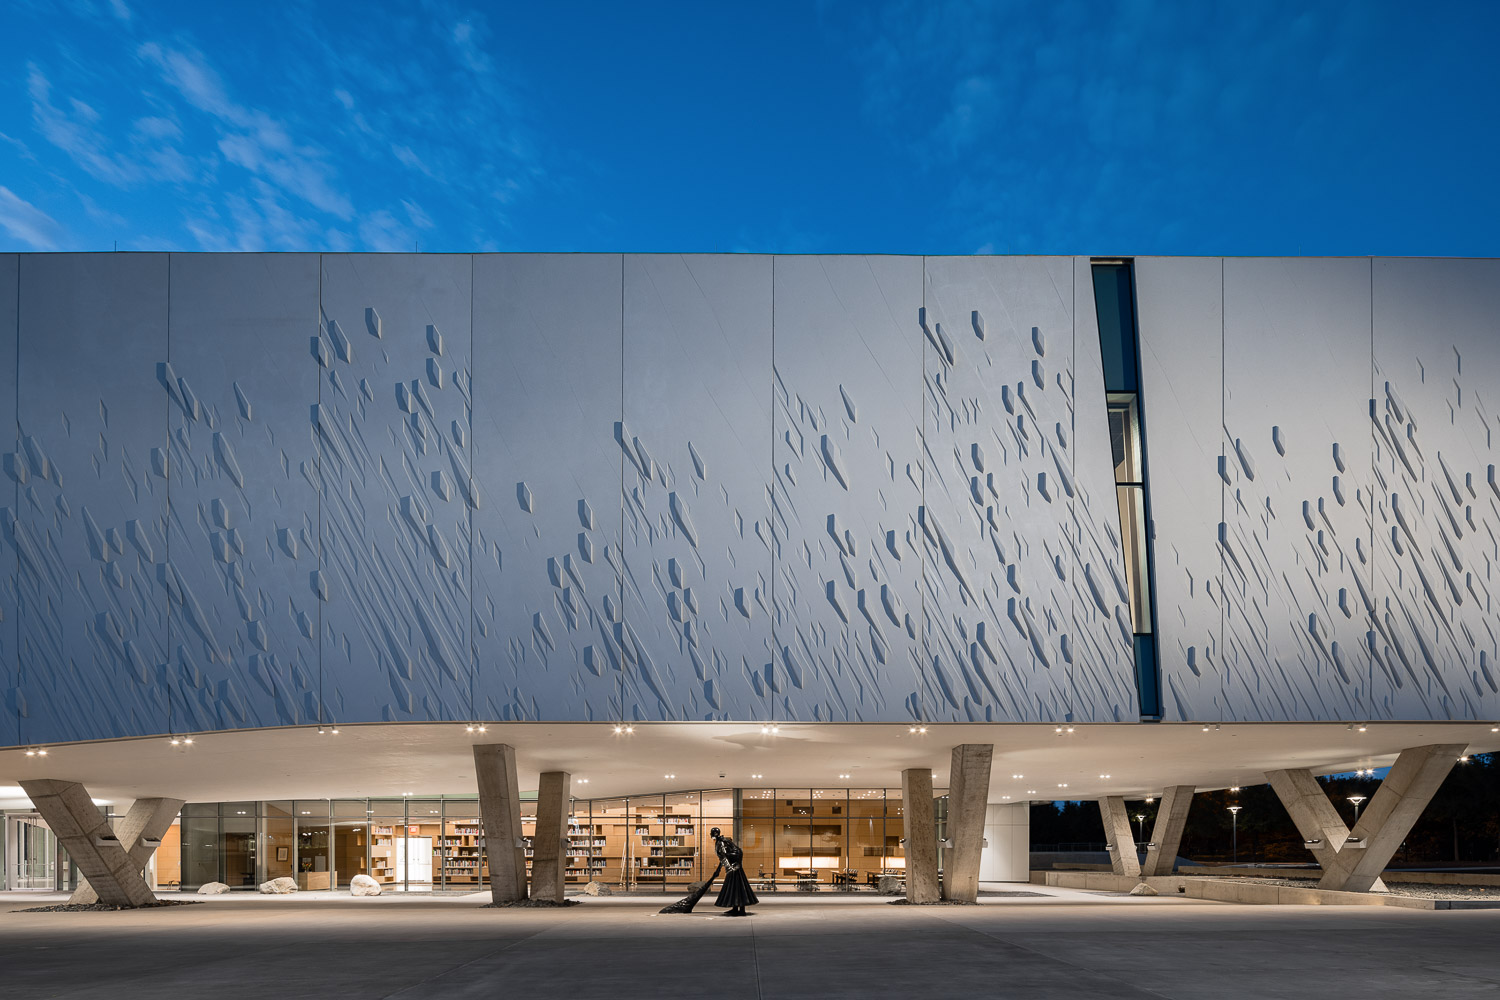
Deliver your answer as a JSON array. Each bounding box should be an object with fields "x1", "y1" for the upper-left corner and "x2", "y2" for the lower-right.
[
  {"x1": 172, "y1": 788, "x2": 917, "y2": 892},
  {"x1": 332, "y1": 800, "x2": 368, "y2": 888}
]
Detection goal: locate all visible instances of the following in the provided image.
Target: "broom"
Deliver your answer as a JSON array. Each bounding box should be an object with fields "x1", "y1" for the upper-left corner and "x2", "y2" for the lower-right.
[{"x1": 658, "y1": 863, "x2": 724, "y2": 914}]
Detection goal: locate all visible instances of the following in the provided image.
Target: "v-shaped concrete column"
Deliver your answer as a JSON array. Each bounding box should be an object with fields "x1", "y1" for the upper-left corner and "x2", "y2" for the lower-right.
[
  {"x1": 70, "y1": 796, "x2": 185, "y2": 904},
  {"x1": 942, "y1": 744, "x2": 994, "y2": 902},
  {"x1": 474, "y1": 743, "x2": 527, "y2": 903},
  {"x1": 901, "y1": 767, "x2": 940, "y2": 903},
  {"x1": 19, "y1": 779, "x2": 161, "y2": 907},
  {"x1": 530, "y1": 770, "x2": 571, "y2": 903},
  {"x1": 1142, "y1": 785, "x2": 1195, "y2": 876},
  {"x1": 1098, "y1": 796, "x2": 1142, "y2": 877},
  {"x1": 1267, "y1": 743, "x2": 1464, "y2": 893}
]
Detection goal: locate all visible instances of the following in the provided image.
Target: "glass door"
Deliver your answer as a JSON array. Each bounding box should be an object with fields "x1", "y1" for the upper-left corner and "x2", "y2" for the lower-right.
[{"x1": 7, "y1": 815, "x2": 56, "y2": 890}]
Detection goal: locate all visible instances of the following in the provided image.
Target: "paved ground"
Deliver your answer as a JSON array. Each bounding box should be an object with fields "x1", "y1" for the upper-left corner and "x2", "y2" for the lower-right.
[{"x1": 4, "y1": 885, "x2": 1500, "y2": 999}]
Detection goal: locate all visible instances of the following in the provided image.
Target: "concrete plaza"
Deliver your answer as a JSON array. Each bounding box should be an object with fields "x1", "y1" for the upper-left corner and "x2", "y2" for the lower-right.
[{"x1": 3, "y1": 886, "x2": 1500, "y2": 999}]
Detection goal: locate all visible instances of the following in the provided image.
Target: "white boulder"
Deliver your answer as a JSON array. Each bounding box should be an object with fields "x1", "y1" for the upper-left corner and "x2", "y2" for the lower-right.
[
  {"x1": 1128, "y1": 882, "x2": 1159, "y2": 896},
  {"x1": 258, "y1": 876, "x2": 299, "y2": 894},
  {"x1": 582, "y1": 881, "x2": 613, "y2": 896},
  {"x1": 197, "y1": 882, "x2": 231, "y2": 895},
  {"x1": 350, "y1": 874, "x2": 382, "y2": 896},
  {"x1": 877, "y1": 875, "x2": 903, "y2": 895}
]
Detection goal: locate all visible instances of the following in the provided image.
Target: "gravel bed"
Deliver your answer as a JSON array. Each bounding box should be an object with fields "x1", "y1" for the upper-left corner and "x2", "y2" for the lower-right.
[
  {"x1": 1230, "y1": 877, "x2": 1500, "y2": 901},
  {"x1": 483, "y1": 898, "x2": 581, "y2": 908},
  {"x1": 16, "y1": 900, "x2": 205, "y2": 913}
]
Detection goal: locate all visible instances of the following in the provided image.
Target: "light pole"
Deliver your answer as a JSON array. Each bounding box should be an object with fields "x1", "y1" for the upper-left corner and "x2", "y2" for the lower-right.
[
  {"x1": 1227, "y1": 805, "x2": 1242, "y2": 865},
  {"x1": 1347, "y1": 794, "x2": 1367, "y2": 825},
  {"x1": 1134, "y1": 812, "x2": 1146, "y2": 849}
]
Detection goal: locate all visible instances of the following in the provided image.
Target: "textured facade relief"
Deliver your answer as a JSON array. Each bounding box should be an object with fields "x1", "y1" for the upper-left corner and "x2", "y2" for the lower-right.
[
  {"x1": 316, "y1": 255, "x2": 474, "y2": 725},
  {"x1": 772, "y1": 256, "x2": 926, "y2": 722},
  {"x1": 165, "y1": 254, "x2": 321, "y2": 732},
  {"x1": 1135, "y1": 257, "x2": 1225, "y2": 722},
  {"x1": 0, "y1": 255, "x2": 15, "y2": 748},
  {"x1": 622, "y1": 255, "x2": 773, "y2": 720},
  {"x1": 7, "y1": 252, "x2": 1498, "y2": 743},
  {"x1": 12, "y1": 254, "x2": 170, "y2": 743},
  {"x1": 1067, "y1": 256, "x2": 1144, "y2": 720},
  {"x1": 921, "y1": 257, "x2": 1134, "y2": 723},
  {"x1": 1372, "y1": 258, "x2": 1500, "y2": 722},
  {"x1": 471, "y1": 255, "x2": 623, "y2": 722},
  {"x1": 1219, "y1": 259, "x2": 1373, "y2": 722}
]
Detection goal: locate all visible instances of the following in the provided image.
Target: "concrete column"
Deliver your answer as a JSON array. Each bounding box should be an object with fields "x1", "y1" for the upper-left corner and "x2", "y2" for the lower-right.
[
  {"x1": 1098, "y1": 796, "x2": 1142, "y2": 878},
  {"x1": 1266, "y1": 765, "x2": 1384, "y2": 892},
  {"x1": 901, "y1": 767, "x2": 940, "y2": 903},
  {"x1": 1141, "y1": 785, "x2": 1194, "y2": 876},
  {"x1": 531, "y1": 770, "x2": 571, "y2": 903},
  {"x1": 978, "y1": 803, "x2": 1030, "y2": 882},
  {"x1": 70, "y1": 796, "x2": 184, "y2": 905},
  {"x1": 1336, "y1": 743, "x2": 1465, "y2": 892},
  {"x1": 1267, "y1": 744, "x2": 1464, "y2": 893},
  {"x1": 473, "y1": 743, "x2": 527, "y2": 902},
  {"x1": 19, "y1": 779, "x2": 159, "y2": 907},
  {"x1": 942, "y1": 744, "x2": 993, "y2": 902}
]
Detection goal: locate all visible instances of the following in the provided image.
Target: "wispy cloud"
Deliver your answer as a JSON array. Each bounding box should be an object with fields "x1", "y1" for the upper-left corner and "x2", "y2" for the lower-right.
[
  {"x1": 7, "y1": 0, "x2": 545, "y2": 251},
  {"x1": 833, "y1": 0, "x2": 1376, "y2": 252},
  {"x1": 0, "y1": 186, "x2": 63, "y2": 248}
]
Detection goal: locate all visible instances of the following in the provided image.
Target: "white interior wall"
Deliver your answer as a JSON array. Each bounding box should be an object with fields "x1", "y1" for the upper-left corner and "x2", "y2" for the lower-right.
[{"x1": 978, "y1": 802, "x2": 1029, "y2": 882}]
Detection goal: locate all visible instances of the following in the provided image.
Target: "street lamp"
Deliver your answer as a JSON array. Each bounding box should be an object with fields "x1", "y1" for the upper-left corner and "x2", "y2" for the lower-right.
[
  {"x1": 1227, "y1": 805, "x2": 1243, "y2": 865},
  {"x1": 1134, "y1": 812, "x2": 1146, "y2": 849},
  {"x1": 1347, "y1": 795, "x2": 1366, "y2": 824}
]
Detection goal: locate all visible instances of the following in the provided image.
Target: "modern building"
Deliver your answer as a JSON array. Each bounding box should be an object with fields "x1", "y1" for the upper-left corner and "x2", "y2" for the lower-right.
[{"x1": 0, "y1": 253, "x2": 1495, "y2": 901}]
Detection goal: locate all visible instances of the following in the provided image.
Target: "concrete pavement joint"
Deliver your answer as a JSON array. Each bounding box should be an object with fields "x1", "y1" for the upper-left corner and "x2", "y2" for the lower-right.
[
  {"x1": 926, "y1": 908, "x2": 1174, "y2": 999},
  {"x1": 379, "y1": 924, "x2": 551, "y2": 1000}
]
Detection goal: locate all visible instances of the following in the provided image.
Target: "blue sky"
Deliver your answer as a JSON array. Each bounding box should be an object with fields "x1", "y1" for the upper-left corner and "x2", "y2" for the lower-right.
[{"x1": 1, "y1": 0, "x2": 1495, "y2": 255}]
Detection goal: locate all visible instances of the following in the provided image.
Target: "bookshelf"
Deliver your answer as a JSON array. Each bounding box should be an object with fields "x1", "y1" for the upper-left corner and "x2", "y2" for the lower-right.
[{"x1": 437, "y1": 822, "x2": 486, "y2": 887}]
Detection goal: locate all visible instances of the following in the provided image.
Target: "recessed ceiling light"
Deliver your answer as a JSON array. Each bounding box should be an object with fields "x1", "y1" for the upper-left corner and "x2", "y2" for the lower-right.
[{"x1": 1099, "y1": 774, "x2": 1111, "y2": 779}]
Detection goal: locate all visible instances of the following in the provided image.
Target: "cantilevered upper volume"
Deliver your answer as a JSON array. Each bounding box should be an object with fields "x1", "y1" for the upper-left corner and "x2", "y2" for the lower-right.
[{"x1": 1, "y1": 253, "x2": 1498, "y2": 748}]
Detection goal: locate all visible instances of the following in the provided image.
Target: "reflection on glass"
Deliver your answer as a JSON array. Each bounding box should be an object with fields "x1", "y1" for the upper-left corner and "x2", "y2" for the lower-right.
[
  {"x1": 1116, "y1": 484, "x2": 1152, "y2": 631},
  {"x1": 588, "y1": 798, "x2": 628, "y2": 889},
  {"x1": 180, "y1": 809, "x2": 219, "y2": 890},
  {"x1": 441, "y1": 802, "x2": 485, "y2": 891},
  {"x1": 367, "y1": 804, "x2": 405, "y2": 890},
  {"x1": 1108, "y1": 395, "x2": 1143, "y2": 483},
  {"x1": 295, "y1": 801, "x2": 331, "y2": 889}
]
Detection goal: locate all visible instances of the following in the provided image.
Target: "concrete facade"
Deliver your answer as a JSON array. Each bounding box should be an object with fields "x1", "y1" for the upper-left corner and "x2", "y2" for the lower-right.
[
  {"x1": 3, "y1": 253, "x2": 1499, "y2": 900},
  {"x1": 6, "y1": 253, "x2": 1499, "y2": 745}
]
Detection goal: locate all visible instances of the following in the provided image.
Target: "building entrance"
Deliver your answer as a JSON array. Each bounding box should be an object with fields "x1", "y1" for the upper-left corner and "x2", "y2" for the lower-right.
[{"x1": 6, "y1": 815, "x2": 56, "y2": 890}]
